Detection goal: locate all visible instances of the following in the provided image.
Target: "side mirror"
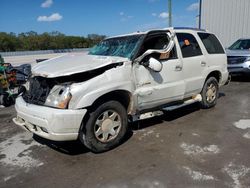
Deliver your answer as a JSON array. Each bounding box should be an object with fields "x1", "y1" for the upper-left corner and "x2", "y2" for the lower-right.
[{"x1": 144, "y1": 57, "x2": 163, "y2": 72}]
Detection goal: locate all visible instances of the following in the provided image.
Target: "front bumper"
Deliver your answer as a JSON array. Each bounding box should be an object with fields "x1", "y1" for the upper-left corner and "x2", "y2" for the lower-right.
[
  {"x1": 228, "y1": 62, "x2": 250, "y2": 74},
  {"x1": 13, "y1": 97, "x2": 87, "y2": 141}
]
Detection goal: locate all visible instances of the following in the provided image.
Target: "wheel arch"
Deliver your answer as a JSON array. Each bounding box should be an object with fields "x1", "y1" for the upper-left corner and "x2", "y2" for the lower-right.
[
  {"x1": 79, "y1": 90, "x2": 132, "y2": 144},
  {"x1": 205, "y1": 70, "x2": 222, "y2": 83},
  {"x1": 88, "y1": 90, "x2": 133, "y2": 113}
]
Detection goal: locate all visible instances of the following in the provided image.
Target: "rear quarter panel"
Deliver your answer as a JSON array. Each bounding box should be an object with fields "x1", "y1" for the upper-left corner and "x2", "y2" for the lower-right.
[{"x1": 194, "y1": 31, "x2": 228, "y2": 86}]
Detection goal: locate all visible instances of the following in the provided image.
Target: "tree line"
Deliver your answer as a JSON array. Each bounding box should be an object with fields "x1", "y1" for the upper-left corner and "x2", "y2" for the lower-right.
[{"x1": 0, "y1": 31, "x2": 106, "y2": 52}]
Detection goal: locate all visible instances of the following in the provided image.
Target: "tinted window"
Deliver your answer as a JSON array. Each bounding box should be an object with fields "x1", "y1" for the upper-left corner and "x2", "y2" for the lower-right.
[
  {"x1": 176, "y1": 33, "x2": 202, "y2": 58},
  {"x1": 229, "y1": 39, "x2": 250, "y2": 50},
  {"x1": 198, "y1": 33, "x2": 224, "y2": 54}
]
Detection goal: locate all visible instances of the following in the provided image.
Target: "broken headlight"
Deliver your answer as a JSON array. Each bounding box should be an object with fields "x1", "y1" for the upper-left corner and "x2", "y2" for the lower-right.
[{"x1": 45, "y1": 85, "x2": 72, "y2": 109}]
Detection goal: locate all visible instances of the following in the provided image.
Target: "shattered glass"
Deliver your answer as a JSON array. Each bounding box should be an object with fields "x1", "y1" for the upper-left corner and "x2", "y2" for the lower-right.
[{"x1": 89, "y1": 34, "x2": 144, "y2": 59}]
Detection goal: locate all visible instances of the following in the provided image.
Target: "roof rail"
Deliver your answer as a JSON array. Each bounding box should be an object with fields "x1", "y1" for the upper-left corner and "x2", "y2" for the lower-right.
[{"x1": 173, "y1": 27, "x2": 206, "y2": 32}]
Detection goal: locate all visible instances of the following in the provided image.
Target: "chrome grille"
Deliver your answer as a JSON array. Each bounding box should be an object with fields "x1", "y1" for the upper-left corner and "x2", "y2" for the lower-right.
[
  {"x1": 227, "y1": 56, "x2": 247, "y2": 64},
  {"x1": 22, "y1": 77, "x2": 53, "y2": 105}
]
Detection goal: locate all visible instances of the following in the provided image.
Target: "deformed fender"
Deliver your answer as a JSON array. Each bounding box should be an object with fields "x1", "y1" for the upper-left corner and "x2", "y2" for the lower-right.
[
  {"x1": 68, "y1": 64, "x2": 135, "y2": 110},
  {"x1": 75, "y1": 81, "x2": 133, "y2": 109}
]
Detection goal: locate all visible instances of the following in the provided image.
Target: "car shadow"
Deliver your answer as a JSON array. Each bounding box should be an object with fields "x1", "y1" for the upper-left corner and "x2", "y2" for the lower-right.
[
  {"x1": 131, "y1": 103, "x2": 201, "y2": 131},
  {"x1": 230, "y1": 74, "x2": 250, "y2": 82},
  {"x1": 33, "y1": 134, "x2": 90, "y2": 155},
  {"x1": 33, "y1": 130, "x2": 133, "y2": 155},
  {"x1": 131, "y1": 91, "x2": 227, "y2": 131},
  {"x1": 219, "y1": 92, "x2": 226, "y2": 98},
  {"x1": 33, "y1": 99, "x2": 225, "y2": 155}
]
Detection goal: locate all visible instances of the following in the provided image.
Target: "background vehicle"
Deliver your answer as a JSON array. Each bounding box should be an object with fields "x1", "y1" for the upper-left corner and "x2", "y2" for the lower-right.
[
  {"x1": 0, "y1": 55, "x2": 31, "y2": 107},
  {"x1": 226, "y1": 38, "x2": 250, "y2": 75},
  {"x1": 13, "y1": 28, "x2": 229, "y2": 152}
]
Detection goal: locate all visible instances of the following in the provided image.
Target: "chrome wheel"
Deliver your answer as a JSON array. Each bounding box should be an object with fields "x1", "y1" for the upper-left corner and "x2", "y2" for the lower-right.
[
  {"x1": 206, "y1": 83, "x2": 217, "y2": 103},
  {"x1": 94, "y1": 110, "x2": 122, "y2": 143}
]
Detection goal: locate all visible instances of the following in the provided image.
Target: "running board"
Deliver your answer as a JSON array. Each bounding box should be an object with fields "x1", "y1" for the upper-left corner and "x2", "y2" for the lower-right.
[
  {"x1": 132, "y1": 94, "x2": 202, "y2": 121},
  {"x1": 162, "y1": 94, "x2": 202, "y2": 111},
  {"x1": 132, "y1": 111, "x2": 164, "y2": 121}
]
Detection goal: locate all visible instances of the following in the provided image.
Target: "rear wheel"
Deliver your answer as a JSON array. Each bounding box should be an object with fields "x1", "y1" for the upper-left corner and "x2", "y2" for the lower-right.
[
  {"x1": 79, "y1": 101, "x2": 128, "y2": 153},
  {"x1": 200, "y1": 77, "x2": 219, "y2": 109}
]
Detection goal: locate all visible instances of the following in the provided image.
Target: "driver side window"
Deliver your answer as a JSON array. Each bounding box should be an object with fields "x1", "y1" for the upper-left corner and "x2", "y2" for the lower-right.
[{"x1": 138, "y1": 33, "x2": 177, "y2": 61}]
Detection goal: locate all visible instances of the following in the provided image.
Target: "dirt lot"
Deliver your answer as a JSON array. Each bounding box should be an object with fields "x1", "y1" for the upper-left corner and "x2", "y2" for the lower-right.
[{"x1": 0, "y1": 77, "x2": 250, "y2": 188}]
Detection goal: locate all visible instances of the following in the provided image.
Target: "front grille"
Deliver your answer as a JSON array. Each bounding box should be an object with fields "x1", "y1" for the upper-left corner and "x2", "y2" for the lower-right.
[
  {"x1": 23, "y1": 77, "x2": 54, "y2": 105},
  {"x1": 227, "y1": 56, "x2": 247, "y2": 64}
]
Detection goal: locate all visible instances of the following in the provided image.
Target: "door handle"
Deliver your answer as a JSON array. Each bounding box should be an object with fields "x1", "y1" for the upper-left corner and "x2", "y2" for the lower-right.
[
  {"x1": 201, "y1": 61, "x2": 206, "y2": 67},
  {"x1": 175, "y1": 65, "x2": 182, "y2": 71}
]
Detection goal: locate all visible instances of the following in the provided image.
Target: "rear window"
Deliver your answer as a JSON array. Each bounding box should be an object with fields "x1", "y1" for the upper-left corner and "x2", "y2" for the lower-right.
[
  {"x1": 198, "y1": 33, "x2": 225, "y2": 54},
  {"x1": 176, "y1": 33, "x2": 202, "y2": 58}
]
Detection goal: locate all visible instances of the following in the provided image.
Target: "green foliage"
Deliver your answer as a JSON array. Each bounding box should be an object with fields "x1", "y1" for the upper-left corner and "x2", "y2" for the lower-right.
[{"x1": 0, "y1": 31, "x2": 106, "y2": 52}]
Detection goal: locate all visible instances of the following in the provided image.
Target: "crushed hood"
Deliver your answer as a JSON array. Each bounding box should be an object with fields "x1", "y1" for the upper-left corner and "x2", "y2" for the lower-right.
[{"x1": 32, "y1": 53, "x2": 129, "y2": 78}]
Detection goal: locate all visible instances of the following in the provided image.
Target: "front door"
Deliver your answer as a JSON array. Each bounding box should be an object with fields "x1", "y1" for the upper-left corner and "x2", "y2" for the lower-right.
[{"x1": 133, "y1": 32, "x2": 185, "y2": 111}]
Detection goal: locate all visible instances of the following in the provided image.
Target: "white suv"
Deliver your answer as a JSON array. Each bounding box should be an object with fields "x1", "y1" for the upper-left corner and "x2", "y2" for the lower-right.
[{"x1": 13, "y1": 28, "x2": 229, "y2": 152}]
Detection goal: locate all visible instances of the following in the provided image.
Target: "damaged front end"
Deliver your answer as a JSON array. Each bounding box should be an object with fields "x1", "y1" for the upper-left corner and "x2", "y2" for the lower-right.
[
  {"x1": 22, "y1": 62, "x2": 124, "y2": 109},
  {"x1": 22, "y1": 77, "x2": 72, "y2": 109}
]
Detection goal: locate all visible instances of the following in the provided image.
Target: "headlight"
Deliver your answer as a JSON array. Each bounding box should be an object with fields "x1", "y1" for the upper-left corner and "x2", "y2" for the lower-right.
[
  {"x1": 45, "y1": 85, "x2": 72, "y2": 109},
  {"x1": 245, "y1": 57, "x2": 250, "y2": 62}
]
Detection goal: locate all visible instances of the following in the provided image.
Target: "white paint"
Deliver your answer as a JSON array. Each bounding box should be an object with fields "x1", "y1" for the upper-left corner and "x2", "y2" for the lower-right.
[
  {"x1": 138, "y1": 129, "x2": 155, "y2": 140},
  {"x1": 0, "y1": 128, "x2": 9, "y2": 134},
  {"x1": 243, "y1": 132, "x2": 250, "y2": 139},
  {"x1": 98, "y1": 180, "x2": 164, "y2": 188},
  {"x1": 183, "y1": 166, "x2": 214, "y2": 181},
  {"x1": 133, "y1": 129, "x2": 146, "y2": 135},
  {"x1": 0, "y1": 132, "x2": 44, "y2": 169},
  {"x1": 135, "y1": 180, "x2": 164, "y2": 188},
  {"x1": 234, "y1": 119, "x2": 250, "y2": 130},
  {"x1": 192, "y1": 133, "x2": 200, "y2": 137},
  {"x1": 156, "y1": 133, "x2": 160, "y2": 138},
  {"x1": 180, "y1": 142, "x2": 220, "y2": 156},
  {"x1": 32, "y1": 53, "x2": 128, "y2": 78},
  {"x1": 3, "y1": 175, "x2": 16, "y2": 182},
  {"x1": 223, "y1": 162, "x2": 250, "y2": 188}
]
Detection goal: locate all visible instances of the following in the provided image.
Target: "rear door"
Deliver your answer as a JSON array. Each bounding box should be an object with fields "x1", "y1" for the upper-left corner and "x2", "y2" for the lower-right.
[
  {"x1": 176, "y1": 32, "x2": 207, "y2": 97},
  {"x1": 197, "y1": 32, "x2": 227, "y2": 83}
]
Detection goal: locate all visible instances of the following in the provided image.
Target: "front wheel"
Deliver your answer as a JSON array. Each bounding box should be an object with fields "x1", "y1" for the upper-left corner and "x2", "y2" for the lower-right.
[
  {"x1": 79, "y1": 101, "x2": 128, "y2": 153},
  {"x1": 200, "y1": 77, "x2": 219, "y2": 109}
]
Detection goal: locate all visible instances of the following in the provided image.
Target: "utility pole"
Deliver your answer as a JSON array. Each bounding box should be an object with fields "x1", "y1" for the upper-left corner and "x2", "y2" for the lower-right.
[
  {"x1": 198, "y1": 0, "x2": 202, "y2": 29},
  {"x1": 168, "y1": 0, "x2": 172, "y2": 27}
]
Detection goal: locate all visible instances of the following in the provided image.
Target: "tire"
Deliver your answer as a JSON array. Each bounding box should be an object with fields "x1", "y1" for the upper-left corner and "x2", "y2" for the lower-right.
[
  {"x1": 200, "y1": 77, "x2": 219, "y2": 109},
  {"x1": 79, "y1": 101, "x2": 128, "y2": 153}
]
